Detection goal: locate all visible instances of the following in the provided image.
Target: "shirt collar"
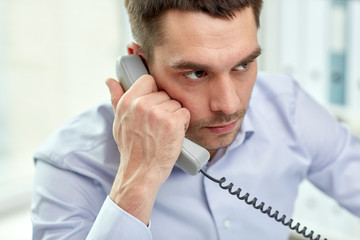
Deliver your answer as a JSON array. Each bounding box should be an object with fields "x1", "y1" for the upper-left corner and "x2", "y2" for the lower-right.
[{"x1": 227, "y1": 109, "x2": 255, "y2": 151}]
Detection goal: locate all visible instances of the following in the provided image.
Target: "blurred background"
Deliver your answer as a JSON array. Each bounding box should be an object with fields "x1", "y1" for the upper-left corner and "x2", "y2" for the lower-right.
[{"x1": 0, "y1": 0, "x2": 359, "y2": 239}]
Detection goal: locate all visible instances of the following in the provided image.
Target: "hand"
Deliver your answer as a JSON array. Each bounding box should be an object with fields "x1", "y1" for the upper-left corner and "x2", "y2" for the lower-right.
[{"x1": 105, "y1": 75, "x2": 190, "y2": 224}]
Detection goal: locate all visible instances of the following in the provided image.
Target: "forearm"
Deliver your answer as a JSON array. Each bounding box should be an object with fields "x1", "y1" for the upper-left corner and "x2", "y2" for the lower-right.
[{"x1": 109, "y1": 164, "x2": 164, "y2": 225}]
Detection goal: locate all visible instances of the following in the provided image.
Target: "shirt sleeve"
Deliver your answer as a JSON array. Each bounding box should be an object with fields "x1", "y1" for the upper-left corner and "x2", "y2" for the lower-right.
[
  {"x1": 293, "y1": 84, "x2": 360, "y2": 217},
  {"x1": 87, "y1": 196, "x2": 152, "y2": 239},
  {"x1": 31, "y1": 160, "x2": 152, "y2": 240}
]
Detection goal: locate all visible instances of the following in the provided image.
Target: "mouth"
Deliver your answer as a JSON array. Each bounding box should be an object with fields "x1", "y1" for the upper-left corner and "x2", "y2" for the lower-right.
[{"x1": 206, "y1": 120, "x2": 238, "y2": 135}]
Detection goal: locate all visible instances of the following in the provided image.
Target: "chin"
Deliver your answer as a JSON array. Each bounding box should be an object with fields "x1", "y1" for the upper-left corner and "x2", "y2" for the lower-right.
[
  {"x1": 187, "y1": 128, "x2": 239, "y2": 152},
  {"x1": 206, "y1": 133, "x2": 238, "y2": 151}
]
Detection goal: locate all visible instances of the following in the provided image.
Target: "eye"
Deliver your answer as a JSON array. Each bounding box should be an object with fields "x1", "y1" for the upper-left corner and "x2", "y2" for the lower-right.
[
  {"x1": 233, "y1": 63, "x2": 250, "y2": 72},
  {"x1": 184, "y1": 70, "x2": 207, "y2": 80}
]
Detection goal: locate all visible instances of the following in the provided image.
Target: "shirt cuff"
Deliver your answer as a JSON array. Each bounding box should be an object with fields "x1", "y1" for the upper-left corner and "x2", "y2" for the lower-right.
[{"x1": 87, "y1": 195, "x2": 152, "y2": 240}]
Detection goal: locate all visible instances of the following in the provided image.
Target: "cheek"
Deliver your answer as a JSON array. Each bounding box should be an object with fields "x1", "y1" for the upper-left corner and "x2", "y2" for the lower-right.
[
  {"x1": 153, "y1": 72, "x2": 210, "y2": 119},
  {"x1": 237, "y1": 80, "x2": 255, "y2": 101},
  {"x1": 170, "y1": 90, "x2": 207, "y2": 122},
  {"x1": 165, "y1": 87, "x2": 211, "y2": 127},
  {"x1": 237, "y1": 69, "x2": 258, "y2": 101}
]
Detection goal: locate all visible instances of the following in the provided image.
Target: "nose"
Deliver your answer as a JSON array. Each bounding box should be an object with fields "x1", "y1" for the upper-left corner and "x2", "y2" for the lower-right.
[{"x1": 209, "y1": 75, "x2": 240, "y2": 114}]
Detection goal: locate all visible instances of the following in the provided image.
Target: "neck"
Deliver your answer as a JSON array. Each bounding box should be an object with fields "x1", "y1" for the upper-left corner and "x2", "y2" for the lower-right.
[{"x1": 208, "y1": 149, "x2": 218, "y2": 161}]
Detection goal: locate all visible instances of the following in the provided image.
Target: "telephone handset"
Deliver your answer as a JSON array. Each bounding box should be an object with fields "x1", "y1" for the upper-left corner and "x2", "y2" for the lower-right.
[
  {"x1": 116, "y1": 54, "x2": 210, "y2": 175},
  {"x1": 115, "y1": 55, "x2": 327, "y2": 240}
]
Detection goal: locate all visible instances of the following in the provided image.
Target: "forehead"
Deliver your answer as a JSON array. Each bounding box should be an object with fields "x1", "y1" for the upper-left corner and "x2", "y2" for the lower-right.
[{"x1": 153, "y1": 8, "x2": 259, "y2": 67}]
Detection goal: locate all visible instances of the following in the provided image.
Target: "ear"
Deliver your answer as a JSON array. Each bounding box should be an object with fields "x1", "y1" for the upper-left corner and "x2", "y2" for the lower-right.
[
  {"x1": 127, "y1": 42, "x2": 143, "y2": 55},
  {"x1": 127, "y1": 42, "x2": 149, "y2": 67}
]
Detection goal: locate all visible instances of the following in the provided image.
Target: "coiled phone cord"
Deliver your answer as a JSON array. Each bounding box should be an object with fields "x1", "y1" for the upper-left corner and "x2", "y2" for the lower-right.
[{"x1": 200, "y1": 170, "x2": 328, "y2": 240}]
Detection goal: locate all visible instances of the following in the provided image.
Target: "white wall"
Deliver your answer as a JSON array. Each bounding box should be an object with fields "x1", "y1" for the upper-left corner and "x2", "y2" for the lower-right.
[{"x1": 0, "y1": 0, "x2": 126, "y2": 238}]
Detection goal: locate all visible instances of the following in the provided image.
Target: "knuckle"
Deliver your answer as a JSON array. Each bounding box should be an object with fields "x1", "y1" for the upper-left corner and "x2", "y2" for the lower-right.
[
  {"x1": 148, "y1": 107, "x2": 175, "y2": 130},
  {"x1": 170, "y1": 99, "x2": 182, "y2": 108},
  {"x1": 118, "y1": 96, "x2": 131, "y2": 111},
  {"x1": 158, "y1": 91, "x2": 170, "y2": 99},
  {"x1": 164, "y1": 115, "x2": 178, "y2": 131},
  {"x1": 148, "y1": 106, "x2": 163, "y2": 122},
  {"x1": 176, "y1": 108, "x2": 190, "y2": 129},
  {"x1": 133, "y1": 98, "x2": 149, "y2": 113},
  {"x1": 183, "y1": 107, "x2": 191, "y2": 119},
  {"x1": 139, "y1": 74, "x2": 158, "y2": 91}
]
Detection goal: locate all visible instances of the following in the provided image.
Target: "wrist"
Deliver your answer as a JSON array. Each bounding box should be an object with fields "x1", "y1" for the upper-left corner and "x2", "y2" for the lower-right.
[{"x1": 110, "y1": 168, "x2": 163, "y2": 225}]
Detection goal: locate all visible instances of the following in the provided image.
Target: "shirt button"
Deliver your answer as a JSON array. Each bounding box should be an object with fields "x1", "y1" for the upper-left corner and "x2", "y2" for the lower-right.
[{"x1": 223, "y1": 219, "x2": 231, "y2": 229}]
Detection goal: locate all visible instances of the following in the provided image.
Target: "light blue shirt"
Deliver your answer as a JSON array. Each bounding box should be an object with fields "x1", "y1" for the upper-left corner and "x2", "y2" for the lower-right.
[{"x1": 31, "y1": 73, "x2": 360, "y2": 240}]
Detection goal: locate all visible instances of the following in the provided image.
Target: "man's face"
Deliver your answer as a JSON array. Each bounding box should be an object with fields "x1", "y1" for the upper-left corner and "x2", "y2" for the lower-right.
[{"x1": 147, "y1": 8, "x2": 260, "y2": 156}]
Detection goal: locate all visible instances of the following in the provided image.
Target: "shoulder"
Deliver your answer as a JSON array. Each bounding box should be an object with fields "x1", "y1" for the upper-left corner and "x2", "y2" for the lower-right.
[
  {"x1": 252, "y1": 72, "x2": 299, "y2": 101},
  {"x1": 246, "y1": 72, "x2": 306, "y2": 142},
  {"x1": 34, "y1": 101, "x2": 118, "y2": 175},
  {"x1": 250, "y1": 72, "x2": 301, "y2": 118}
]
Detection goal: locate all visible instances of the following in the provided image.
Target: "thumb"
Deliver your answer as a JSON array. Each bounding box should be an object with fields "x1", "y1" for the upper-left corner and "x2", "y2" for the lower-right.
[{"x1": 105, "y1": 78, "x2": 125, "y2": 112}]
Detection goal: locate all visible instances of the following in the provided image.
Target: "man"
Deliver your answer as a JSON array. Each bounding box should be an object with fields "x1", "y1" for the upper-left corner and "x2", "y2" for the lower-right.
[{"x1": 31, "y1": 0, "x2": 360, "y2": 239}]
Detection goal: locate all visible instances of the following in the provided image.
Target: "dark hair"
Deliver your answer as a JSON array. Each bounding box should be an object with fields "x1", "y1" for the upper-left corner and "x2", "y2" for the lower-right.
[{"x1": 125, "y1": 0, "x2": 263, "y2": 60}]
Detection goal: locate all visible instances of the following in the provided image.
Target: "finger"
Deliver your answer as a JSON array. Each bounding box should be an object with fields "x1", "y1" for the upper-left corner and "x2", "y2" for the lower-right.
[
  {"x1": 134, "y1": 91, "x2": 172, "y2": 111},
  {"x1": 173, "y1": 107, "x2": 191, "y2": 131},
  {"x1": 125, "y1": 74, "x2": 158, "y2": 99},
  {"x1": 156, "y1": 99, "x2": 183, "y2": 113},
  {"x1": 106, "y1": 78, "x2": 125, "y2": 112}
]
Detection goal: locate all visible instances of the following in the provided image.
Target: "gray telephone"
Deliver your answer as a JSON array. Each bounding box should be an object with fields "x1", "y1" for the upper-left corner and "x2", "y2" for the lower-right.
[{"x1": 116, "y1": 54, "x2": 210, "y2": 175}]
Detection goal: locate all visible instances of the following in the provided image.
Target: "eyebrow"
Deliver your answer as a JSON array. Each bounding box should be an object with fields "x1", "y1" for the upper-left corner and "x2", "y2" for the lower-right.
[{"x1": 169, "y1": 46, "x2": 262, "y2": 71}]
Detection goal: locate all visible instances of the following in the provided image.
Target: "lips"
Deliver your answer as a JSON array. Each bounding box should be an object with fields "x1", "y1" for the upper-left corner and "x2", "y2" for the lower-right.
[{"x1": 206, "y1": 120, "x2": 238, "y2": 135}]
